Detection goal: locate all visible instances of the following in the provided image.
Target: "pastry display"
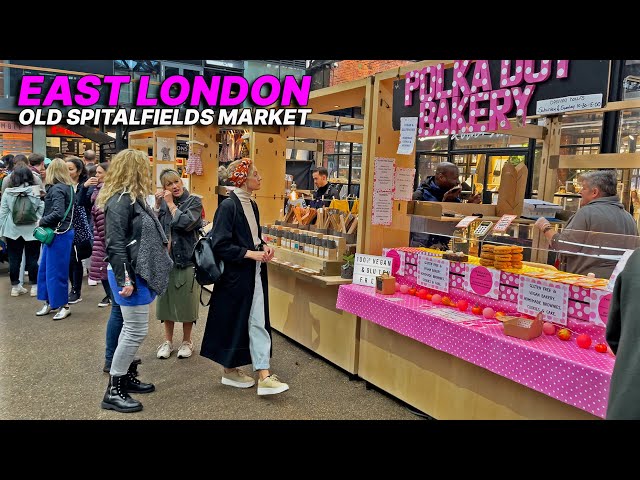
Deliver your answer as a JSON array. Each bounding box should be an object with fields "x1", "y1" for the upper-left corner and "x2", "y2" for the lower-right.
[{"x1": 443, "y1": 250, "x2": 469, "y2": 262}]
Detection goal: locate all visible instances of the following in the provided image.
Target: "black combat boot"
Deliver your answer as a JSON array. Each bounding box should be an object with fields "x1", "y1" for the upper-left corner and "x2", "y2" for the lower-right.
[
  {"x1": 124, "y1": 362, "x2": 155, "y2": 394},
  {"x1": 101, "y1": 375, "x2": 143, "y2": 413}
]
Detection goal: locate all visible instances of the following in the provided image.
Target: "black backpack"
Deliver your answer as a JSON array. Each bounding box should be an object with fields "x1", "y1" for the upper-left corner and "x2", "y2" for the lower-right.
[
  {"x1": 12, "y1": 191, "x2": 39, "y2": 225},
  {"x1": 191, "y1": 233, "x2": 224, "y2": 306}
]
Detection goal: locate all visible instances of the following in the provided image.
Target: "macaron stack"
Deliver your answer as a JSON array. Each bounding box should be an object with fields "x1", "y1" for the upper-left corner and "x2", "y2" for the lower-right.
[
  {"x1": 493, "y1": 245, "x2": 513, "y2": 269},
  {"x1": 510, "y1": 245, "x2": 524, "y2": 270},
  {"x1": 479, "y1": 244, "x2": 496, "y2": 267}
]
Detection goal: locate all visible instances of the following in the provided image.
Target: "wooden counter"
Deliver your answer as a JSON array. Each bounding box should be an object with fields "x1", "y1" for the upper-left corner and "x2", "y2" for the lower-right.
[
  {"x1": 268, "y1": 267, "x2": 359, "y2": 374},
  {"x1": 358, "y1": 321, "x2": 597, "y2": 420}
]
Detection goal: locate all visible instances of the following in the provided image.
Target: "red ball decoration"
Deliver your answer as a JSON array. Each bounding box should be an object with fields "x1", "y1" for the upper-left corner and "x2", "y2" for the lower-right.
[
  {"x1": 576, "y1": 333, "x2": 592, "y2": 349},
  {"x1": 457, "y1": 299, "x2": 469, "y2": 312},
  {"x1": 595, "y1": 343, "x2": 608, "y2": 353}
]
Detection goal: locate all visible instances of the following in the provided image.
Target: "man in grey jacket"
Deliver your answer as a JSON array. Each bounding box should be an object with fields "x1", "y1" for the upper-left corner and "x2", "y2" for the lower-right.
[{"x1": 535, "y1": 170, "x2": 639, "y2": 278}]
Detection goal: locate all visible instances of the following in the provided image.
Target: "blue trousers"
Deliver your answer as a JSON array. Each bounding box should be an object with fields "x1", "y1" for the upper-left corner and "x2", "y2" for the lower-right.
[
  {"x1": 104, "y1": 280, "x2": 124, "y2": 364},
  {"x1": 37, "y1": 229, "x2": 74, "y2": 309}
]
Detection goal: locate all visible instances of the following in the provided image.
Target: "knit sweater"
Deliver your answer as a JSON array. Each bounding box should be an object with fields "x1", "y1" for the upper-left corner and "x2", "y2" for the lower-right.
[{"x1": 234, "y1": 187, "x2": 261, "y2": 247}]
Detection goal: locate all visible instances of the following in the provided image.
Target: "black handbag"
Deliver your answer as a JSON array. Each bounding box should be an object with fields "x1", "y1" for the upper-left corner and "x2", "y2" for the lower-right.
[{"x1": 191, "y1": 235, "x2": 224, "y2": 306}]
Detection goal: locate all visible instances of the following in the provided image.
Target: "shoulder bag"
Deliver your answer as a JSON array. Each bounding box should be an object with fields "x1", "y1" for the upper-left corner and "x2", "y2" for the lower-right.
[{"x1": 33, "y1": 186, "x2": 75, "y2": 246}]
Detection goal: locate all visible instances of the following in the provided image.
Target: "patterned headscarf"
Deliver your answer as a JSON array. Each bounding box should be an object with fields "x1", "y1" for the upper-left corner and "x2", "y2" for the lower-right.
[{"x1": 229, "y1": 158, "x2": 252, "y2": 187}]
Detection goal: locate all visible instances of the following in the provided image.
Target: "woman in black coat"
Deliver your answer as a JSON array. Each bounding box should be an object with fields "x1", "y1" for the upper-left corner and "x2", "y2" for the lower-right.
[{"x1": 200, "y1": 158, "x2": 289, "y2": 396}]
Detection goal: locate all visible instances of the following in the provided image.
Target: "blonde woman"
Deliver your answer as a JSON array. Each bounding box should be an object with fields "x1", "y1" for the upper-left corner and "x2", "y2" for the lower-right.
[
  {"x1": 154, "y1": 169, "x2": 203, "y2": 360},
  {"x1": 96, "y1": 149, "x2": 173, "y2": 413},
  {"x1": 200, "y1": 158, "x2": 289, "y2": 396},
  {"x1": 35, "y1": 158, "x2": 75, "y2": 320}
]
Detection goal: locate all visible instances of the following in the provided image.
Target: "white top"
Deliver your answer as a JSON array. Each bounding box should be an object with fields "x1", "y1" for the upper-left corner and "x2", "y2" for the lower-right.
[{"x1": 234, "y1": 188, "x2": 261, "y2": 247}]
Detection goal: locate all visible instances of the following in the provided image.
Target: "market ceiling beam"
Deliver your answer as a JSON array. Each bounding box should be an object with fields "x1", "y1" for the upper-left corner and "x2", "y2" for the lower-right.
[
  {"x1": 306, "y1": 114, "x2": 365, "y2": 126},
  {"x1": 282, "y1": 126, "x2": 363, "y2": 144},
  {"x1": 549, "y1": 152, "x2": 640, "y2": 169},
  {"x1": 484, "y1": 119, "x2": 547, "y2": 140},
  {"x1": 286, "y1": 140, "x2": 321, "y2": 151}
]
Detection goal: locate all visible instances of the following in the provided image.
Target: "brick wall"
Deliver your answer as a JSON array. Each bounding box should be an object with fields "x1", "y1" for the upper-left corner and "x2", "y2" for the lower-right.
[{"x1": 330, "y1": 60, "x2": 413, "y2": 85}]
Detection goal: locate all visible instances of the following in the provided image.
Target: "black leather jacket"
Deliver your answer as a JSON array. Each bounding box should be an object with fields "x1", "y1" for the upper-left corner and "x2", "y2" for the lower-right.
[
  {"x1": 40, "y1": 183, "x2": 74, "y2": 231},
  {"x1": 156, "y1": 190, "x2": 203, "y2": 268},
  {"x1": 104, "y1": 192, "x2": 146, "y2": 288}
]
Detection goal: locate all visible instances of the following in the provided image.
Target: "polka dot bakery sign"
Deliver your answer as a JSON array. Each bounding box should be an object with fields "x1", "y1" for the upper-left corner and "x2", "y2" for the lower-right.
[
  {"x1": 518, "y1": 275, "x2": 570, "y2": 326},
  {"x1": 396, "y1": 60, "x2": 610, "y2": 138}
]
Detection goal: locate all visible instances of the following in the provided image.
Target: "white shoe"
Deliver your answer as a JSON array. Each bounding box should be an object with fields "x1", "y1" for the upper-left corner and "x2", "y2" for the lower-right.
[
  {"x1": 257, "y1": 374, "x2": 289, "y2": 396},
  {"x1": 87, "y1": 278, "x2": 98, "y2": 286},
  {"x1": 52, "y1": 307, "x2": 71, "y2": 321},
  {"x1": 221, "y1": 368, "x2": 256, "y2": 388},
  {"x1": 11, "y1": 285, "x2": 28, "y2": 297},
  {"x1": 30, "y1": 285, "x2": 37, "y2": 297},
  {"x1": 177, "y1": 341, "x2": 194, "y2": 359},
  {"x1": 156, "y1": 341, "x2": 174, "y2": 359},
  {"x1": 36, "y1": 303, "x2": 52, "y2": 316}
]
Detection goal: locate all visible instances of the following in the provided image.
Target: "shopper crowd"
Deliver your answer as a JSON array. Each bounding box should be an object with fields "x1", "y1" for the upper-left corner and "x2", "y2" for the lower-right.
[{"x1": 1, "y1": 148, "x2": 288, "y2": 415}]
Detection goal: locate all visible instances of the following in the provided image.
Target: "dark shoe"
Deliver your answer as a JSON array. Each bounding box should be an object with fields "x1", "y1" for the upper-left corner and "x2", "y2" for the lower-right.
[
  {"x1": 98, "y1": 296, "x2": 111, "y2": 307},
  {"x1": 100, "y1": 375, "x2": 143, "y2": 413},
  {"x1": 68, "y1": 291, "x2": 82, "y2": 304},
  {"x1": 124, "y1": 363, "x2": 155, "y2": 394},
  {"x1": 103, "y1": 358, "x2": 141, "y2": 375}
]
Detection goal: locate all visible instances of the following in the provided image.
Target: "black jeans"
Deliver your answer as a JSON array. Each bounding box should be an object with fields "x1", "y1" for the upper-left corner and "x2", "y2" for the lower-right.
[
  {"x1": 69, "y1": 252, "x2": 84, "y2": 295},
  {"x1": 6, "y1": 237, "x2": 40, "y2": 286}
]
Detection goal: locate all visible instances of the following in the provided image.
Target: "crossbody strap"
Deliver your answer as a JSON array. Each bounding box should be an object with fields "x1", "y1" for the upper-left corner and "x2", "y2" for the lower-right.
[{"x1": 54, "y1": 185, "x2": 75, "y2": 234}]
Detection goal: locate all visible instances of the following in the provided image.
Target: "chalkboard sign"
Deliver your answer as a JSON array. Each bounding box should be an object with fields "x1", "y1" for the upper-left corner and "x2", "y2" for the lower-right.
[
  {"x1": 393, "y1": 60, "x2": 610, "y2": 131},
  {"x1": 177, "y1": 140, "x2": 189, "y2": 158},
  {"x1": 61, "y1": 138, "x2": 79, "y2": 155}
]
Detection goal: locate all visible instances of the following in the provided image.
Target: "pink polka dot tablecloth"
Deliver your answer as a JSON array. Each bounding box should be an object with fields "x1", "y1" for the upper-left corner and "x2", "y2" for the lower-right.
[{"x1": 337, "y1": 284, "x2": 614, "y2": 418}]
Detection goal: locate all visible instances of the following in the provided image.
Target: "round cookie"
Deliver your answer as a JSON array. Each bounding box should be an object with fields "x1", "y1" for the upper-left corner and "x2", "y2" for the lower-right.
[{"x1": 511, "y1": 254, "x2": 524, "y2": 262}]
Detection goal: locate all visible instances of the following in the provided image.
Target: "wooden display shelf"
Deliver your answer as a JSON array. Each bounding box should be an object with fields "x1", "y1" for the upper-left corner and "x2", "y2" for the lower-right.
[
  {"x1": 269, "y1": 260, "x2": 351, "y2": 287},
  {"x1": 272, "y1": 245, "x2": 343, "y2": 276}
]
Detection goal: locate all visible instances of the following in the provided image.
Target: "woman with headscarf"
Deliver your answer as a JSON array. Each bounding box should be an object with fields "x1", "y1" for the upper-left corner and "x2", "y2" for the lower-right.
[{"x1": 200, "y1": 158, "x2": 289, "y2": 396}]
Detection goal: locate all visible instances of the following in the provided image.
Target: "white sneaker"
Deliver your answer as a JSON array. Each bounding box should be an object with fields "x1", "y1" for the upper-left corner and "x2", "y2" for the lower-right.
[
  {"x1": 257, "y1": 374, "x2": 289, "y2": 396},
  {"x1": 36, "y1": 303, "x2": 52, "y2": 316},
  {"x1": 177, "y1": 341, "x2": 194, "y2": 359},
  {"x1": 52, "y1": 307, "x2": 71, "y2": 321},
  {"x1": 87, "y1": 278, "x2": 98, "y2": 286},
  {"x1": 11, "y1": 285, "x2": 28, "y2": 297},
  {"x1": 30, "y1": 285, "x2": 37, "y2": 297},
  {"x1": 221, "y1": 368, "x2": 256, "y2": 388},
  {"x1": 156, "y1": 341, "x2": 173, "y2": 359}
]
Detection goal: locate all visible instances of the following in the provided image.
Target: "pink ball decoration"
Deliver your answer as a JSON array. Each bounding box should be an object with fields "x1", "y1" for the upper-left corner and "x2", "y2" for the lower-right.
[
  {"x1": 482, "y1": 307, "x2": 495, "y2": 319},
  {"x1": 431, "y1": 294, "x2": 442, "y2": 305},
  {"x1": 399, "y1": 284, "x2": 410, "y2": 294},
  {"x1": 395, "y1": 283, "x2": 402, "y2": 292},
  {"x1": 542, "y1": 322, "x2": 556, "y2": 335}
]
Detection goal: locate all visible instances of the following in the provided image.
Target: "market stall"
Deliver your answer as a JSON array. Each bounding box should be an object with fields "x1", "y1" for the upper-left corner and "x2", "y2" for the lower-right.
[{"x1": 338, "y1": 59, "x2": 640, "y2": 419}]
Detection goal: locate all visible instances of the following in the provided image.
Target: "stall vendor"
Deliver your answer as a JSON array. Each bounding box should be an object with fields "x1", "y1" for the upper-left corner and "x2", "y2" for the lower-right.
[
  {"x1": 312, "y1": 167, "x2": 341, "y2": 203},
  {"x1": 535, "y1": 170, "x2": 638, "y2": 278},
  {"x1": 412, "y1": 162, "x2": 481, "y2": 204}
]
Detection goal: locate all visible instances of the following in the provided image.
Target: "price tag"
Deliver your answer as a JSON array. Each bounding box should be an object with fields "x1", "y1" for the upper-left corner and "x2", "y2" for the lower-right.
[
  {"x1": 455, "y1": 216, "x2": 479, "y2": 228},
  {"x1": 492, "y1": 214, "x2": 517, "y2": 233}
]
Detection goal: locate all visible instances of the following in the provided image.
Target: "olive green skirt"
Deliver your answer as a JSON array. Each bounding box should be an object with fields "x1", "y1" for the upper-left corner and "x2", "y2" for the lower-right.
[{"x1": 156, "y1": 266, "x2": 200, "y2": 323}]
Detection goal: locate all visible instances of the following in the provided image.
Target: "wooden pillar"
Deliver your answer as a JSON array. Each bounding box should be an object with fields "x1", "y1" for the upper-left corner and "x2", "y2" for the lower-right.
[
  {"x1": 189, "y1": 125, "x2": 218, "y2": 221},
  {"x1": 363, "y1": 78, "x2": 411, "y2": 255},
  {"x1": 251, "y1": 131, "x2": 286, "y2": 224},
  {"x1": 531, "y1": 116, "x2": 562, "y2": 264}
]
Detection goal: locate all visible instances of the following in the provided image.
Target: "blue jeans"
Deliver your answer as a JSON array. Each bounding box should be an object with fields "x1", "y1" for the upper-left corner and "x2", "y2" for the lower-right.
[
  {"x1": 249, "y1": 263, "x2": 271, "y2": 371},
  {"x1": 104, "y1": 282, "x2": 124, "y2": 365}
]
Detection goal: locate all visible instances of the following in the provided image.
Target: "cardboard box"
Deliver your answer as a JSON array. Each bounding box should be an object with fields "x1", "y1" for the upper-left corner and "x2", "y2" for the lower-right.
[
  {"x1": 376, "y1": 274, "x2": 396, "y2": 295},
  {"x1": 499, "y1": 312, "x2": 543, "y2": 340}
]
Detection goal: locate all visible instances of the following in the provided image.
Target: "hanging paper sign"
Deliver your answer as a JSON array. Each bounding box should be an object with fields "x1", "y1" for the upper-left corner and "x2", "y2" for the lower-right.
[
  {"x1": 372, "y1": 191, "x2": 393, "y2": 226},
  {"x1": 417, "y1": 255, "x2": 450, "y2": 293},
  {"x1": 393, "y1": 167, "x2": 416, "y2": 201},
  {"x1": 373, "y1": 157, "x2": 396, "y2": 192},
  {"x1": 588, "y1": 289, "x2": 612, "y2": 327},
  {"x1": 456, "y1": 215, "x2": 479, "y2": 228},
  {"x1": 606, "y1": 249, "x2": 635, "y2": 292},
  {"x1": 464, "y1": 264, "x2": 500, "y2": 299},
  {"x1": 536, "y1": 93, "x2": 603, "y2": 115},
  {"x1": 397, "y1": 117, "x2": 418, "y2": 155},
  {"x1": 517, "y1": 276, "x2": 569, "y2": 325},
  {"x1": 492, "y1": 214, "x2": 518, "y2": 233}
]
